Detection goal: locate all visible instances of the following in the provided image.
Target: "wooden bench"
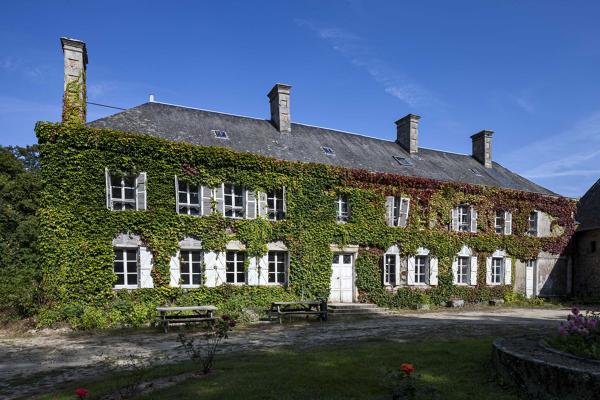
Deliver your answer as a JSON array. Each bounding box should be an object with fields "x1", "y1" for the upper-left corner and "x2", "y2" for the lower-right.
[
  {"x1": 156, "y1": 305, "x2": 217, "y2": 333},
  {"x1": 268, "y1": 300, "x2": 328, "y2": 324}
]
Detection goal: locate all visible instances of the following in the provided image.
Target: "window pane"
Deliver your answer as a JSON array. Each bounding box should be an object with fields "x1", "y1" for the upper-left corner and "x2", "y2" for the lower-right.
[
  {"x1": 114, "y1": 261, "x2": 123, "y2": 273},
  {"x1": 333, "y1": 254, "x2": 339, "y2": 264},
  {"x1": 112, "y1": 186, "x2": 121, "y2": 199},
  {"x1": 127, "y1": 261, "x2": 137, "y2": 273},
  {"x1": 116, "y1": 275, "x2": 124, "y2": 285},
  {"x1": 226, "y1": 252, "x2": 234, "y2": 262},
  {"x1": 181, "y1": 274, "x2": 190, "y2": 285},
  {"x1": 124, "y1": 188, "x2": 135, "y2": 200},
  {"x1": 190, "y1": 191, "x2": 199, "y2": 204},
  {"x1": 114, "y1": 250, "x2": 123, "y2": 261},
  {"x1": 226, "y1": 273, "x2": 235, "y2": 283},
  {"x1": 343, "y1": 255, "x2": 351, "y2": 264},
  {"x1": 127, "y1": 273, "x2": 137, "y2": 284},
  {"x1": 181, "y1": 261, "x2": 189, "y2": 273},
  {"x1": 237, "y1": 272, "x2": 245, "y2": 282},
  {"x1": 192, "y1": 263, "x2": 201, "y2": 273},
  {"x1": 190, "y1": 207, "x2": 200, "y2": 215},
  {"x1": 192, "y1": 274, "x2": 201, "y2": 285},
  {"x1": 191, "y1": 251, "x2": 201, "y2": 262},
  {"x1": 277, "y1": 272, "x2": 285, "y2": 283}
]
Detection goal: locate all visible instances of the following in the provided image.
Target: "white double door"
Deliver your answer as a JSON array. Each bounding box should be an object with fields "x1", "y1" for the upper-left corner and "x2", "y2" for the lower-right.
[{"x1": 330, "y1": 253, "x2": 354, "y2": 303}]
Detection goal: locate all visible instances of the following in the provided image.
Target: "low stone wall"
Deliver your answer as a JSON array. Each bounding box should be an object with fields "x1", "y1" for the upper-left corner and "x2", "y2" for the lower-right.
[{"x1": 492, "y1": 336, "x2": 600, "y2": 399}]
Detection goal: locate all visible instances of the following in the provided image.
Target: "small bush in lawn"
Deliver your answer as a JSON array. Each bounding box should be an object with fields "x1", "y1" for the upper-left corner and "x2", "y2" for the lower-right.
[
  {"x1": 177, "y1": 315, "x2": 236, "y2": 374},
  {"x1": 383, "y1": 363, "x2": 440, "y2": 400},
  {"x1": 547, "y1": 307, "x2": 600, "y2": 360},
  {"x1": 100, "y1": 353, "x2": 155, "y2": 399}
]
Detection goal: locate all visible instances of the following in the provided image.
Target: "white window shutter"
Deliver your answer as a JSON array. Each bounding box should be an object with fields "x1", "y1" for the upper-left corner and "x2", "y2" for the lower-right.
[
  {"x1": 485, "y1": 257, "x2": 492, "y2": 285},
  {"x1": 505, "y1": 211, "x2": 512, "y2": 235},
  {"x1": 282, "y1": 186, "x2": 287, "y2": 215},
  {"x1": 470, "y1": 256, "x2": 478, "y2": 285},
  {"x1": 504, "y1": 257, "x2": 512, "y2": 284},
  {"x1": 452, "y1": 258, "x2": 458, "y2": 284},
  {"x1": 174, "y1": 176, "x2": 180, "y2": 214},
  {"x1": 139, "y1": 246, "x2": 154, "y2": 288},
  {"x1": 385, "y1": 196, "x2": 395, "y2": 226},
  {"x1": 136, "y1": 172, "x2": 147, "y2": 210},
  {"x1": 399, "y1": 198, "x2": 410, "y2": 227},
  {"x1": 105, "y1": 167, "x2": 112, "y2": 210},
  {"x1": 407, "y1": 256, "x2": 416, "y2": 285},
  {"x1": 429, "y1": 257, "x2": 438, "y2": 286},
  {"x1": 201, "y1": 186, "x2": 212, "y2": 215},
  {"x1": 169, "y1": 251, "x2": 180, "y2": 286},
  {"x1": 470, "y1": 206, "x2": 477, "y2": 233},
  {"x1": 245, "y1": 190, "x2": 257, "y2": 219},
  {"x1": 214, "y1": 183, "x2": 225, "y2": 215},
  {"x1": 258, "y1": 191, "x2": 268, "y2": 217},
  {"x1": 451, "y1": 208, "x2": 459, "y2": 231}
]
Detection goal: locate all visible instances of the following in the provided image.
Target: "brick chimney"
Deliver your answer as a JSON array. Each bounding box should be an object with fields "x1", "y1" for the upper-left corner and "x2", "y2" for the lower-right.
[
  {"x1": 471, "y1": 130, "x2": 494, "y2": 168},
  {"x1": 60, "y1": 37, "x2": 88, "y2": 124},
  {"x1": 395, "y1": 114, "x2": 420, "y2": 154},
  {"x1": 268, "y1": 83, "x2": 291, "y2": 133}
]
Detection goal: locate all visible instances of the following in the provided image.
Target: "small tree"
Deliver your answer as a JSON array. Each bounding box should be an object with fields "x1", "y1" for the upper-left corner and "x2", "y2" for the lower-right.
[{"x1": 177, "y1": 315, "x2": 236, "y2": 374}]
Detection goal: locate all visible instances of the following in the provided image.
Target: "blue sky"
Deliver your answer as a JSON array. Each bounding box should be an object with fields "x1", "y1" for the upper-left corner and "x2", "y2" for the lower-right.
[{"x1": 1, "y1": 1, "x2": 599, "y2": 197}]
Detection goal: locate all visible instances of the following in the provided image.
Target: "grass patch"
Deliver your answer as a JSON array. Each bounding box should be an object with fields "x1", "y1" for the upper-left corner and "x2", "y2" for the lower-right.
[{"x1": 37, "y1": 337, "x2": 521, "y2": 400}]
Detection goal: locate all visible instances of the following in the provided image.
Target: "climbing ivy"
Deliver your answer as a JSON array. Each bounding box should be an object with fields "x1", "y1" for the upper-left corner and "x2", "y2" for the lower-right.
[{"x1": 35, "y1": 122, "x2": 576, "y2": 327}]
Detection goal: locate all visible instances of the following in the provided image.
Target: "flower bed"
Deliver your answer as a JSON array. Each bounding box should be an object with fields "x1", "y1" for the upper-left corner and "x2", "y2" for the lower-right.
[{"x1": 545, "y1": 307, "x2": 600, "y2": 360}]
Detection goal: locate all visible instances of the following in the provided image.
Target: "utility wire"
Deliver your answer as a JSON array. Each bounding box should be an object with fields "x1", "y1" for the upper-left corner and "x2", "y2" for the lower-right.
[{"x1": 86, "y1": 101, "x2": 126, "y2": 111}]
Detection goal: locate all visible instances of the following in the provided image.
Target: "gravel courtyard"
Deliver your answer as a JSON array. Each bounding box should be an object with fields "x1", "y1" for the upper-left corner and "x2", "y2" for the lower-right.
[{"x1": 0, "y1": 307, "x2": 567, "y2": 399}]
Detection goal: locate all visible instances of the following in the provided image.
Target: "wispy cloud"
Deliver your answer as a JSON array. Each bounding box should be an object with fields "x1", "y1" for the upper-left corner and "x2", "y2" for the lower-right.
[
  {"x1": 503, "y1": 110, "x2": 600, "y2": 195},
  {"x1": 296, "y1": 19, "x2": 441, "y2": 108},
  {"x1": 0, "y1": 56, "x2": 20, "y2": 72},
  {"x1": 0, "y1": 55, "x2": 50, "y2": 81}
]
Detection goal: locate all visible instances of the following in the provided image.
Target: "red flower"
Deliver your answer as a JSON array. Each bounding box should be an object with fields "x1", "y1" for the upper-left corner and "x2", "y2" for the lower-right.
[
  {"x1": 221, "y1": 315, "x2": 230, "y2": 321},
  {"x1": 400, "y1": 363, "x2": 415, "y2": 375},
  {"x1": 228, "y1": 320, "x2": 237, "y2": 328},
  {"x1": 75, "y1": 387, "x2": 89, "y2": 398}
]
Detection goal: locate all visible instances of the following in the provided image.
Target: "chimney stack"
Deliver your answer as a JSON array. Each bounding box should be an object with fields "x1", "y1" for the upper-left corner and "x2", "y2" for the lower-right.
[
  {"x1": 471, "y1": 130, "x2": 494, "y2": 168},
  {"x1": 61, "y1": 37, "x2": 88, "y2": 124},
  {"x1": 268, "y1": 83, "x2": 291, "y2": 133},
  {"x1": 395, "y1": 114, "x2": 420, "y2": 154}
]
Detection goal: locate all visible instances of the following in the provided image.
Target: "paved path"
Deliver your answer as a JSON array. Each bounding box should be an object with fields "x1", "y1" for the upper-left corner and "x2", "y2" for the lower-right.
[{"x1": 0, "y1": 307, "x2": 567, "y2": 399}]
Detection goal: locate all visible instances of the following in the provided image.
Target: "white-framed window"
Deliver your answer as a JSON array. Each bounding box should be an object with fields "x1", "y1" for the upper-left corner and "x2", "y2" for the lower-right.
[
  {"x1": 457, "y1": 205, "x2": 470, "y2": 232},
  {"x1": 180, "y1": 250, "x2": 203, "y2": 286},
  {"x1": 336, "y1": 194, "x2": 349, "y2": 223},
  {"x1": 414, "y1": 255, "x2": 428, "y2": 284},
  {"x1": 527, "y1": 211, "x2": 538, "y2": 236},
  {"x1": 494, "y1": 211, "x2": 505, "y2": 234},
  {"x1": 106, "y1": 169, "x2": 147, "y2": 211},
  {"x1": 387, "y1": 196, "x2": 410, "y2": 227},
  {"x1": 110, "y1": 175, "x2": 137, "y2": 210},
  {"x1": 114, "y1": 248, "x2": 138, "y2": 288},
  {"x1": 268, "y1": 251, "x2": 287, "y2": 284},
  {"x1": 456, "y1": 256, "x2": 470, "y2": 284},
  {"x1": 491, "y1": 257, "x2": 503, "y2": 284},
  {"x1": 383, "y1": 253, "x2": 397, "y2": 286},
  {"x1": 178, "y1": 182, "x2": 201, "y2": 216},
  {"x1": 226, "y1": 251, "x2": 246, "y2": 284},
  {"x1": 267, "y1": 188, "x2": 286, "y2": 221},
  {"x1": 224, "y1": 184, "x2": 245, "y2": 219}
]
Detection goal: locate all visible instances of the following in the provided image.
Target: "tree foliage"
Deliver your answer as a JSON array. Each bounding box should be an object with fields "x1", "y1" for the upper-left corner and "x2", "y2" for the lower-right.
[{"x1": 0, "y1": 145, "x2": 42, "y2": 317}]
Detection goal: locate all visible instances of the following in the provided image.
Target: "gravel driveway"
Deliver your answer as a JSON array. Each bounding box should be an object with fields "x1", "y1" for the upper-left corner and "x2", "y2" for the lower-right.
[{"x1": 0, "y1": 307, "x2": 567, "y2": 399}]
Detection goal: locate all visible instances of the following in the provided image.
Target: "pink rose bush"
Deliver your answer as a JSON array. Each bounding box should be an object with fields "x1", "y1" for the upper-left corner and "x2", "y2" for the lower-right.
[{"x1": 558, "y1": 307, "x2": 599, "y2": 337}]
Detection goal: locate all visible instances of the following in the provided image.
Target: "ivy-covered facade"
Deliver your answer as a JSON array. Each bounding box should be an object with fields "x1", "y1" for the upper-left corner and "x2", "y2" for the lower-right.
[{"x1": 35, "y1": 38, "x2": 576, "y2": 326}]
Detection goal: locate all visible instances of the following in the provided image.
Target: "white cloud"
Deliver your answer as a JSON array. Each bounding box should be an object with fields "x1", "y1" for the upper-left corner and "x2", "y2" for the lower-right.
[
  {"x1": 503, "y1": 110, "x2": 600, "y2": 195},
  {"x1": 296, "y1": 19, "x2": 441, "y2": 108}
]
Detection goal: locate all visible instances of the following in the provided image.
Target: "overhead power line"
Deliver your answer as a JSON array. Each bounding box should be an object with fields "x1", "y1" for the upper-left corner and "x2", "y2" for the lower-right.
[{"x1": 86, "y1": 101, "x2": 126, "y2": 111}]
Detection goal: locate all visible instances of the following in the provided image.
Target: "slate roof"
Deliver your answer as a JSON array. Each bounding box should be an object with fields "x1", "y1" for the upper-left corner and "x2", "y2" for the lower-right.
[
  {"x1": 577, "y1": 178, "x2": 600, "y2": 231},
  {"x1": 88, "y1": 101, "x2": 556, "y2": 195}
]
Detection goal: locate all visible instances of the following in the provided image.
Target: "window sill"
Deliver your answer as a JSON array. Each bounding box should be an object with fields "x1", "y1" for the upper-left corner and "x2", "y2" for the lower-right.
[{"x1": 113, "y1": 285, "x2": 139, "y2": 290}]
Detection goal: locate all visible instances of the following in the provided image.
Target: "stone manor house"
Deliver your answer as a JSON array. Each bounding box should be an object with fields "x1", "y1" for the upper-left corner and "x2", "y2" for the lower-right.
[{"x1": 51, "y1": 37, "x2": 576, "y2": 304}]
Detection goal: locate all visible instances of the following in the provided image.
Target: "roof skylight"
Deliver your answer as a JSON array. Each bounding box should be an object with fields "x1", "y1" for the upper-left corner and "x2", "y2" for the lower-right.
[
  {"x1": 321, "y1": 146, "x2": 335, "y2": 156},
  {"x1": 469, "y1": 168, "x2": 482, "y2": 176},
  {"x1": 393, "y1": 156, "x2": 412, "y2": 166},
  {"x1": 212, "y1": 130, "x2": 229, "y2": 139}
]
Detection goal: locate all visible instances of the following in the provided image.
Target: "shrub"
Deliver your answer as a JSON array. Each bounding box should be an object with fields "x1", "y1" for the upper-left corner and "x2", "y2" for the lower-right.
[{"x1": 546, "y1": 307, "x2": 600, "y2": 360}]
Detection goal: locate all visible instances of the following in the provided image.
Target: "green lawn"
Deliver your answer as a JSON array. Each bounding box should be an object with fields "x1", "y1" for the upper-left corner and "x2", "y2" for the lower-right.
[{"x1": 38, "y1": 337, "x2": 521, "y2": 400}]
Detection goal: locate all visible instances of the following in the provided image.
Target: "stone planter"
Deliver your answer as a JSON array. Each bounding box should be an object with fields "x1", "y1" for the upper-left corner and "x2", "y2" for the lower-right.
[
  {"x1": 489, "y1": 299, "x2": 504, "y2": 306},
  {"x1": 415, "y1": 303, "x2": 430, "y2": 310},
  {"x1": 446, "y1": 299, "x2": 465, "y2": 308}
]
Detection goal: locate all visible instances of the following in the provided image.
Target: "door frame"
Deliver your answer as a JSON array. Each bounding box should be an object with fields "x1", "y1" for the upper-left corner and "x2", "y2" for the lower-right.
[{"x1": 330, "y1": 244, "x2": 359, "y2": 303}]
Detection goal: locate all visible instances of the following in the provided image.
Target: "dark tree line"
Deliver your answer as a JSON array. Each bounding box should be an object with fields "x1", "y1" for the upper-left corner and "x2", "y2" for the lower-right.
[{"x1": 0, "y1": 145, "x2": 42, "y2": 318}]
